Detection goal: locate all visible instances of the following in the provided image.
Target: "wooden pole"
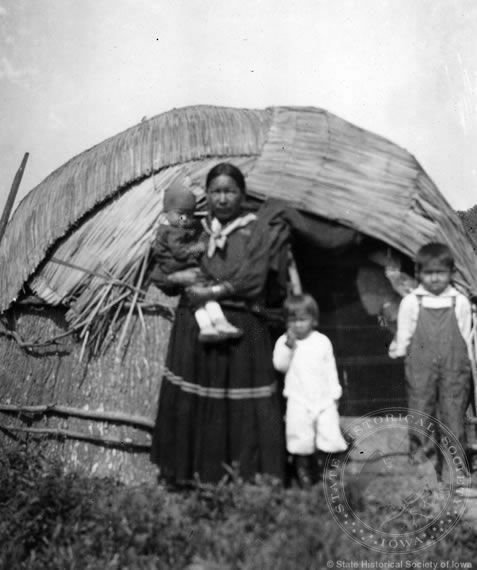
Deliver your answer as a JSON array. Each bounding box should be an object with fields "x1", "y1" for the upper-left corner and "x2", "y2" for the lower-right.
[
  {"x1": 0, "y1": 402, "x2": 154, "y2": 429},
  {"x1": 0, "y1": 152, "x2": 29, "y2": 243},
  {"x1": 0, "y1": 425, "x2": 151, "y2": 449}
]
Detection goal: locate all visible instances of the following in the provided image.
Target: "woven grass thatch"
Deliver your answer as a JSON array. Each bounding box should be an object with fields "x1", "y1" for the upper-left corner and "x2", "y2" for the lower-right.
[{"x1": 1, "y1": 104, "x2": 476, "y2": 322}]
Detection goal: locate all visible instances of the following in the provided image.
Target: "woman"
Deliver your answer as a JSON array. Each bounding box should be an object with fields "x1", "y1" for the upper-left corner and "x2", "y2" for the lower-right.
[{"x1": 150, "y1": 163, "x2": 288, "y2": 484}]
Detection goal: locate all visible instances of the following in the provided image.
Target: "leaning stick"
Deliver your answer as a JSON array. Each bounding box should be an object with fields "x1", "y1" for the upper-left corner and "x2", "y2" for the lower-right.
[
  {"x1": 78, "y1": 329, "x2": 90, "y2": 363},
  {"x1": 0, "y1": 425, "x2": 151, "y2": 449},
  {"x1": 0, "y1": 152, "x2": 29, "y2": 244},
  {"x1": 0, "y1": 403, "x2": 154, "y2": 429},
  {"x1": 1, "y1": 278, "x2": 173, "y2": 353},
  {"x1": 70, "y1": 290, "x2": 131, "y2": 329},
  {"x1": 78, "y1": 282, "x2": 113, "y2": 362},
  {"x1": 50, "y1": 257, "x2": 148, "y2": 297},
  {"x1": 51, "y1": 256, "x2": 175, "y2": 319},
  {"x1": 0, "y1": 307, "x2": 112, "y2": 350},
  {"x1": 115, "y1": 256, "x2": 148, "y2": 362},
  {"x1": 137, "y1": 301, "x2": 147, "y2": 333},
  {"x1": 0, "y1": 324, "x2": 76, "y2": 349},
  {"x1": 80, "y1": 283, "x2": 113, "y2": 336}
]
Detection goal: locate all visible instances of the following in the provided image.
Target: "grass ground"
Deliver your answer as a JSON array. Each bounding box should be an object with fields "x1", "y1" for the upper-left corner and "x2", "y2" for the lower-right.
[{"x1": 0, "y1": 442, "x2": 476, "y2": 569}]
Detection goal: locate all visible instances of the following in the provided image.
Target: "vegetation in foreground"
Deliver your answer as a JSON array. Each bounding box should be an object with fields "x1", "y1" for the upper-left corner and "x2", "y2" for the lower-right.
[{"x1": 0, "y1": 442, "x2": 475, "y2": 569}]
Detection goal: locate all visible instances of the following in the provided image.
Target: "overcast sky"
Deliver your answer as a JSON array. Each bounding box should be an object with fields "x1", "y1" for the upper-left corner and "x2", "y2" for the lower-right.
[{"x1": 1, "y1": 0, "x2": 477, "y2": 216}]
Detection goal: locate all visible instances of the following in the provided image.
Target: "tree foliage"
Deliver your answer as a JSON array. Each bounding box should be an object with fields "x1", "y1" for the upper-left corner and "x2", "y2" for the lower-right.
[{"x1": 457, "y1": 204, "x2": 477, "y2": 253}]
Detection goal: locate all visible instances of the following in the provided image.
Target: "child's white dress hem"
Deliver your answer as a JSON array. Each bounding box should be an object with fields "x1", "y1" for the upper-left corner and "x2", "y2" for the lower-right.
[{"x1": 286, "y1": 399, "x2": 347, "y2": 454}]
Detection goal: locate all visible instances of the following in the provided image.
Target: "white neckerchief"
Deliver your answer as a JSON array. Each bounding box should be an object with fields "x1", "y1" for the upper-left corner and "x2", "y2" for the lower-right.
[{"x1": 202, "y1": 213, "x2": 257, "y2": 258}]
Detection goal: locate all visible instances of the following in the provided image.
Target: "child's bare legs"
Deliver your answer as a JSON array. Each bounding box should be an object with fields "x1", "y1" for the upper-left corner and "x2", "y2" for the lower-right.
[
  {"x1": 286, "y1": 399, "x2": 316, "y2": 488},
  {"x1": 194, "y1": 302, "x2": 242, "y2": 343},
  {"x1": 204, "y1": 301, "x2": 242, "y2": 337},
  {"x1": 194, "y1": 306, "x2": 216, "y2": 340},
  {"x1": 286, "y1": 400, "x2": 348, "y2": 488}
]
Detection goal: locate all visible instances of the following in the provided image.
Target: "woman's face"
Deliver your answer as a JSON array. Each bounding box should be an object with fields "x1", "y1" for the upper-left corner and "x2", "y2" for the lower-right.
[{"x1": 207, "y1": 174, "x2": 244, "y2": 223}]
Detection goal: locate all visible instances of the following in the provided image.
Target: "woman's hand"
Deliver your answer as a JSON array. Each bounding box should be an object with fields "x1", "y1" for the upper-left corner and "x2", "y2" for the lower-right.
[
  {"x1": 188, "y1": 242, "x2": 207, "y2": 256},
  {"x1": 167, "y1": 268, "x2": 202, "y2": 286},
  {"x1": 186, "y1": 284, "x2": 215, "y2": 304}
]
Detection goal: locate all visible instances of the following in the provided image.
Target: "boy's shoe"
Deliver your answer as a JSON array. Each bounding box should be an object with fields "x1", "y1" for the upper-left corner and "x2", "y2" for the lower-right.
[
  {"x1": 198, "y1": 325, "x2": 225, "y2": 343},
  {"x1": 213, "y1": 320, "x2": 243, "y2": 339}
]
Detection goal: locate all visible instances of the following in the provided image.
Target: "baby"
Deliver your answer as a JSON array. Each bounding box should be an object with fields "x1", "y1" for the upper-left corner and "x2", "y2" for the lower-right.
[{"x1": 150, "y1": 181, "x2": 242, "y2": 342}]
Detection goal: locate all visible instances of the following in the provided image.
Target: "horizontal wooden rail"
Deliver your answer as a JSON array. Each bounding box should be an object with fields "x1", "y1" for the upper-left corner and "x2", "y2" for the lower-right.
[
  {"x1": 0, "y1": 403, "x2": 154, "y2": 430},
  {"x1": 0, "y1": 424, "x2": 151, "y2": 449}
]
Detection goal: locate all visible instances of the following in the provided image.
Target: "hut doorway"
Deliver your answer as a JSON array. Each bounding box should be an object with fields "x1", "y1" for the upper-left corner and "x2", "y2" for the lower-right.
[{"x1": 291, "y1": 216, "x2": 411, "y2": 416}]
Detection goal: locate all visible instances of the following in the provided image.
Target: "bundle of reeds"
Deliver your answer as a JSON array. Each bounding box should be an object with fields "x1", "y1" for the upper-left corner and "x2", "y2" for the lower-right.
[{"x1": 30, "y1": 166, "x2": 186, "y2": 357}]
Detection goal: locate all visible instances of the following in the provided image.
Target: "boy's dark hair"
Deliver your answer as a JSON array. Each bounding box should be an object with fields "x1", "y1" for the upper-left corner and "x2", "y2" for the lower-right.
[
  {"x1": 415, "y1": 242, "x2": 455, "y2": 272},
  {"x1": 284, "y1": 294, "x2": 319, "y2": 322}
]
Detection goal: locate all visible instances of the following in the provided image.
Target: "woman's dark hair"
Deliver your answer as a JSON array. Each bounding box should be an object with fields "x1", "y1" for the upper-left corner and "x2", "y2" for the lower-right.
[
  {"x1": 206, "y1": 162, "x2": 246, "y2": 194},
  {"x1": 284, "y1": 294, "x2": 319, "y2": 323},
  {"x1": 415, "y1": 242, "x2": 455, "y2": 272}
]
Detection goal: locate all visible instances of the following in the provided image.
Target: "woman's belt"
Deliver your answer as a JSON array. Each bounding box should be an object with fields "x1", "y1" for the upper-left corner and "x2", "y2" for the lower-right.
[
  {"x1": 221, "y1": 300, "x2": 284, "y2": 323},
  {"x1": 163, "y1": 367, "x2": 277, "y2": 399},
  {"x1": 177, "y1": 296, "x2": 283, "y2": 322}
]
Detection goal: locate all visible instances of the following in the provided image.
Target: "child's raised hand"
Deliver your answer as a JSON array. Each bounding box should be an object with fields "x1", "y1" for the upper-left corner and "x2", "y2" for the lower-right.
[{"x1": 285, "y1": 328, "x2": 296, "y2": 349}]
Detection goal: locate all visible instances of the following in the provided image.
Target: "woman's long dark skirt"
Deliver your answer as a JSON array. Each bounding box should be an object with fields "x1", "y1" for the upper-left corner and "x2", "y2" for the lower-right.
[{"x1": 150, "y1": 305, "x2": 285, "y2": 484}]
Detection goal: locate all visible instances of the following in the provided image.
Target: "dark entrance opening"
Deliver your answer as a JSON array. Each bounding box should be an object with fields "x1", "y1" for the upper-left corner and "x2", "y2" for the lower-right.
[{"x1": 292, "y1": 214, "x2": 411, "y2": 416}]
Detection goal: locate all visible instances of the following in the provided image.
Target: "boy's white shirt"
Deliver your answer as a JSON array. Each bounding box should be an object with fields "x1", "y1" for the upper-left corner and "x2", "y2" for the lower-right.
[
  {"x1": 273, "y1": 330, "x2": 342, "y2": 415},
  {"x1": 388, "y1": 284, "x2": 472, "y2": 359}
]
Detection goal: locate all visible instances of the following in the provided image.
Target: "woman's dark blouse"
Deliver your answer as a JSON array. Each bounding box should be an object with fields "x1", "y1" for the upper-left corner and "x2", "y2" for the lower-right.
[{"x1": 201, "y1": 216, "x2": 279, "y2": 303}]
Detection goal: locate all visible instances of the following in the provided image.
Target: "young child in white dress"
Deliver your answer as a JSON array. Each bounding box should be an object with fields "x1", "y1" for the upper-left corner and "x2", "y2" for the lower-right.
[{"x1": 273, "y1": 293, "x2": 347, "y2": 486}]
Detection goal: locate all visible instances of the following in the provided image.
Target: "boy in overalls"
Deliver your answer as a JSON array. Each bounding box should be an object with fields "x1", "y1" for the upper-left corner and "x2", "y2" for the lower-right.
[{"x1": 389, "y1": 243, "x2": 472, "y2": 482}]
